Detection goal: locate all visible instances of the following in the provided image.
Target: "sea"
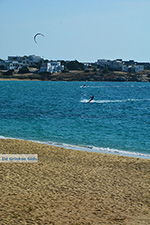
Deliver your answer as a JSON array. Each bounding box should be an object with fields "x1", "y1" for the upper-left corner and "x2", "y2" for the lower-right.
[{"x1": 0, "y1": 81, "x2": 150, "y2": 159}]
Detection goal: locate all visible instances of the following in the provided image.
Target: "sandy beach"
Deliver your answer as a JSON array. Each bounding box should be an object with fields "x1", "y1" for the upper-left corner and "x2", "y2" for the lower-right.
[{"x1": 0, "y1": 139, "x2": 150, "y2": 225}]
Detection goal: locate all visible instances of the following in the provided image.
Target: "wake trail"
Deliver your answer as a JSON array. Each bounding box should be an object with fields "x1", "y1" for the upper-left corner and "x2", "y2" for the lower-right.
[
  {"x1": 81, "y1": 98, "x2": 150, "y2": 103},
  {"x1": 80, "y1": 85, "x2": 150, "y2": 88}
]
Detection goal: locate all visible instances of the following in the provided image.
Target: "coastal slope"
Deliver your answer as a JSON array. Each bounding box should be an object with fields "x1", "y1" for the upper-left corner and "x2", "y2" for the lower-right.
[{"x1": 0, "y1": 139, "x2": 150, "y2": 225}]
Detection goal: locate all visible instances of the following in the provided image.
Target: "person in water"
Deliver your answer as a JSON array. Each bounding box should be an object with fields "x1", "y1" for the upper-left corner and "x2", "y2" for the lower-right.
[{"x1": 88, "y1": 95, "x2": 94, "y2": 103}]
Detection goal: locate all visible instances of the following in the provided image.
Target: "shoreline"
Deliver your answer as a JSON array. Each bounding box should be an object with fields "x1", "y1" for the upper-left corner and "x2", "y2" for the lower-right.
[
  {"x1": 0, "y1": 135, "x2": 150, "y2": 159},
  {"x1": 0, "y1": 69, "x2": 150, "y2": 82},
  {"x1": 0, "y1": 138, "x2": 150, "y2": 224},
  {"x1": 0, "y1": 78, "x2": 39, "y2": 81}
]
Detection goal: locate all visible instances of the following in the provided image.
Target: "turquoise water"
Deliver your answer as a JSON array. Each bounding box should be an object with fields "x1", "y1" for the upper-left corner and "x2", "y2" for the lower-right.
[{"x1": 0, "y1": 81, "x2": 150, "y2": 158}]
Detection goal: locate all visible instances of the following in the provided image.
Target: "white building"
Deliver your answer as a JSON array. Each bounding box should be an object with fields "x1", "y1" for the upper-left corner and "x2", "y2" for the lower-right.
[
  {"x1": 8, "y1": 55, "x2": 42, "y2": 67},
  {"x1": 9, "y1": 61, "x2": 24, "y2": 70},
  {"x1": 39, "y1": 61, "x2": 64, "y2": 73}
]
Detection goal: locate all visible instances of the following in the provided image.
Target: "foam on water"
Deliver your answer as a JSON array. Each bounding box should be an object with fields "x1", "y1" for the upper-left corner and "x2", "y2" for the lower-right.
[
  {"x1": 80, "y1": 85, "x2": 149, "y2": 88},
  {"x1": 81, "y1": 98, "x2": 150, "y2": 104},
  {"x1": 0, "y1": 135, "x2": 15, "y2": 139},
  {"x1": 0, "y1": 135, "x2": 150, "y2": 159}
]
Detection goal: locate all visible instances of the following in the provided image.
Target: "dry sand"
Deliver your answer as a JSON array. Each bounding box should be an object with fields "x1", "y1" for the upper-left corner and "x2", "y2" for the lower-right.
[{"x1": 0, "y1": 139, "x2": 150, "y2": 225}]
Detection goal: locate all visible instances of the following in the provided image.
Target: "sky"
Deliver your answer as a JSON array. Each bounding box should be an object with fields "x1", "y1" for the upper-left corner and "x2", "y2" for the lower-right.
[{"x1": 0, "y1": 0, "x2": 150, "y2": 62}]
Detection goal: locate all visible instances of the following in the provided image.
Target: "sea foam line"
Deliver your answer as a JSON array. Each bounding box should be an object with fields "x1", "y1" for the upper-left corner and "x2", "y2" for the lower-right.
[{"x1": 0, "y1": 135, "x2": 150, "y2": 159}]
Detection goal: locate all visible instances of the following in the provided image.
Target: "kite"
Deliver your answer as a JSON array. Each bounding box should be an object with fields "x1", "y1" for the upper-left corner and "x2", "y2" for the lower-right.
[{"x1": 34, "y1": 33, "x2": 45, "y2": 44}]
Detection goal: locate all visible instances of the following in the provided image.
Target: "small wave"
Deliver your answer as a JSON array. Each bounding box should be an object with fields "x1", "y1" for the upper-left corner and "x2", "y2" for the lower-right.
[
  {"x1": 81, "y1": 98, "x2": 150, "y2": 104},
  {"x1": 90, "y1": 146, "x2": 150, "y2": 158},
  {"x1": 32, "y1": 141, "x2": 150, "y2": 159},
  {"x1": 0, "y1": 135, "x2": 150, "y2": 159},
  {"x1": 0, "y1": 135, "x2": 15, "y2": 139},
  {"x1": 29, "y1": 140, "x2": 150, "y2": 159}
]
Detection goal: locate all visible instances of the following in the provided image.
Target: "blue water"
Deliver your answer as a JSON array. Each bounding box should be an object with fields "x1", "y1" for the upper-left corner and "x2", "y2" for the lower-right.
[{"x1": 0, "y1": 81, "x2": 150, "y2": 158}]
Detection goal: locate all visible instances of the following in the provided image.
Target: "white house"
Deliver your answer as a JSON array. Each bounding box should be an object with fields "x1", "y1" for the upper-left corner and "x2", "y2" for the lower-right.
[
  {"x1": 8, "y1": 55, "x2": 42, "y2": 67},
  {"x1": 9, "y1": 61, "x2": 24, "y2": 70},
  {"x1": 39, "y1": 61, "x2": 64, "y2": 73}
]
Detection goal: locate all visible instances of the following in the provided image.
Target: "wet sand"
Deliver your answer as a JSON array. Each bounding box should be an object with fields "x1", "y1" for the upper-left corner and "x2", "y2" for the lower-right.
[{"x1": 0, "y1": 139, "x2": 150, "y2": 225}]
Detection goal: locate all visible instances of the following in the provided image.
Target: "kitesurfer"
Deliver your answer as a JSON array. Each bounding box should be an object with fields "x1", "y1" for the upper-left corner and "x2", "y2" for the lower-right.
[{"x1": 88, "y1": 95, "x2": 94, "y2": 103}]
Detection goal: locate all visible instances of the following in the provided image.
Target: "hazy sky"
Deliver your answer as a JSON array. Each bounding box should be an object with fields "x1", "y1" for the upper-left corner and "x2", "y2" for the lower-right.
[{"x1": 0, "y1": 0, "x2": 150, "y2": 62}]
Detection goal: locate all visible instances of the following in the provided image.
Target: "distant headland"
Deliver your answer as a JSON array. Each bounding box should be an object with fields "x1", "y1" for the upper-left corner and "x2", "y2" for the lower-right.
[{"x1": 0, "y1": 55, "x2": 150, "y2": 81}]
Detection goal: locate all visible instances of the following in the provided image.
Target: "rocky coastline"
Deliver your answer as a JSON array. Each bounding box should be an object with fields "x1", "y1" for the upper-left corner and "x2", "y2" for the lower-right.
[{"x1": 0, "y1": 69, "x2": 150, "y2": 82}]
